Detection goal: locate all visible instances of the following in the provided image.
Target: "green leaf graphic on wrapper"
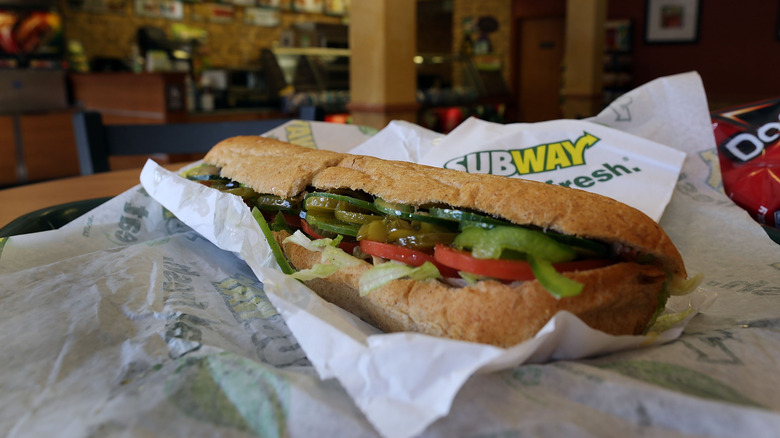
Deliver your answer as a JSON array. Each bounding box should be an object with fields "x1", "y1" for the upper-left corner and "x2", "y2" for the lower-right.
[
  {"x1": 166, "y1": 352, "x2": 290, "y2": 437},
  {"x1": 597, "y1": 360, "x2": 764, "y2": 408}
]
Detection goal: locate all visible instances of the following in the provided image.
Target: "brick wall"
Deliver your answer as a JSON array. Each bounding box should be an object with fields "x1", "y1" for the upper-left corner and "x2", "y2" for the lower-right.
[
  {"x1": 59, "y1": 0, "x2": 343, "y2": 69},
  {"x1": 59, "y1": 0, "x2": 512, "y2": 85}
]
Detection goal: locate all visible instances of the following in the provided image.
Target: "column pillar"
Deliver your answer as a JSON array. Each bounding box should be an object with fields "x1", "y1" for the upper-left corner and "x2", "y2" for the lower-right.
[
  {"x1": 560, "y1": 0, "x2": 606, "y2": 119},
  {"x1": 348, "y1": 0, "x2": 418, "y2": 130}
]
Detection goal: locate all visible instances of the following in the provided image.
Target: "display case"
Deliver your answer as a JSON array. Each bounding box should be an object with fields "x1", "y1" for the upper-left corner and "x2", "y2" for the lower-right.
[
  {"x1": 270, "y1": 47, "x2": 350, "y2": 114},
  {"x1": 267, "y1": 48, "x2": 510, "y2": 131},
  {"x1": 415, "y1": 53, "x2": 480, "y2": 107},
  {"x1": 414, "y1": 53, "x2": 509, "y2": 132}
]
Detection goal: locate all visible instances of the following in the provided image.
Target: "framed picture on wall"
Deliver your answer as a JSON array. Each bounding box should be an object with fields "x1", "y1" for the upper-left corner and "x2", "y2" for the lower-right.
[
  {"x1": 644, "y1": 0, "x2": 700, "y2": 44},
  {"x1": 777, "y1": 5, "x2": 780, "y2": 41}
]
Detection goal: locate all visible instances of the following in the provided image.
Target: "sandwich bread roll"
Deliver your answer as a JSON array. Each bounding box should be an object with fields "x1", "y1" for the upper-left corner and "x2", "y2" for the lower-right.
[{"x1": 192, "y1": 136, "x2": 692, "y2": 347}]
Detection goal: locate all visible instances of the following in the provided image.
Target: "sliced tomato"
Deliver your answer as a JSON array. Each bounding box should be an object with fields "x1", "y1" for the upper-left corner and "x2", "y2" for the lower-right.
[
  {"x1": 433, "y1": 244, "x2": 612, "y2": 281},
  {"x1": 360, "y1": 240, "x2": 460, "y2": 277},
  {"x1": 301, "y1": 219, "x2": 359, "y2": 253},
  {"x1": 301, "y1": 218, "x2": 326, "y2": 239},
  {"x1": 284, "y1": 213, "x2": 302, "y2": 229}
]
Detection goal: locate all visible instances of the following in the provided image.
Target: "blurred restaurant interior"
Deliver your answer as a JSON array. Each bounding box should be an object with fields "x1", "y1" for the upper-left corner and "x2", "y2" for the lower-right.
[{"x1": 1, "y1": 0, "x2": 778, "y2": 187}]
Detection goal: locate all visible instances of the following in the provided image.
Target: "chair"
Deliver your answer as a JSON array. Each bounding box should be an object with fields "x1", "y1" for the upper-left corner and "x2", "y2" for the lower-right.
[{"x1": 72, "y1": 111, "x2": 292, "y2": 175}]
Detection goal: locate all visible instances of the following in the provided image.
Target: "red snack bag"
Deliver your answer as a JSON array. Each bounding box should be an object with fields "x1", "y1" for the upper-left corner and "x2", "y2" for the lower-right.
[{"x1": 712, "y1": 98, "x2": 780, "y2": 229}]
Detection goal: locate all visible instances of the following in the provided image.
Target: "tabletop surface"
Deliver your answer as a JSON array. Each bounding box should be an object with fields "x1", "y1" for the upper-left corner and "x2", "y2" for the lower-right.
[
  {"x1": 2, "y1": 158, "x2": 779, "y2": 438},
  {"x1": 0, "y1": 162, "x2": 187, "y2": 229}
]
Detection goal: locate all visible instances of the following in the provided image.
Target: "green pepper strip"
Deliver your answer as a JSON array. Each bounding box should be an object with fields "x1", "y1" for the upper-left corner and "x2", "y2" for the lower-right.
[
  {"x1": 454, "y1": 226, "x2": 576, "y2": 262},
  {"x1": 527, "y1": 255, "x2": 584, "y2": 298},
  {"x1": 454, "y1": 225, "x2": 583, "y2": 298},
  {"x1": 252, "y1": 207, "x2": 296, "y2": 275}
]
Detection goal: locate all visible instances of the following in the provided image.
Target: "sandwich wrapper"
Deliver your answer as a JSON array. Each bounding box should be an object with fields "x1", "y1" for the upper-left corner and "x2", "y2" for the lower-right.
[
  {"x1": 3, "y1": 71, "x2": 780, "y2": 437},
  {"x1": 139, "y1": 71, "x2": 713, "y2": 438}
]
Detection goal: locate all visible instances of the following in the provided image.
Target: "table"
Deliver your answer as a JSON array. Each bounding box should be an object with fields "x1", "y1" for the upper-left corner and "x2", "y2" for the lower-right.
[
  {"x1": 0, "y1": 162, "x2": 187, "y2": 229},
  {"x1": 2, "y1": 162, "x2": 780, "y2": 438},
  {"x1": 2, "y1": 159, "x2": 779, "y2": 438}
]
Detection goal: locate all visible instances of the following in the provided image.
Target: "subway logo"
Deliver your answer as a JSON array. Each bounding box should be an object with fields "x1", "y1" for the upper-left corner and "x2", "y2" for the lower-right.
[{"x1": 443, "y1": 132, "x2": 599, "y2": 176}]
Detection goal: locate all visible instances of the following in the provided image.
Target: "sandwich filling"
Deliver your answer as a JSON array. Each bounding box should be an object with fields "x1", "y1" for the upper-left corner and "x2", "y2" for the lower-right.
[{"x1": 183, "y1": 163, "x2": 661, "y2": 299}]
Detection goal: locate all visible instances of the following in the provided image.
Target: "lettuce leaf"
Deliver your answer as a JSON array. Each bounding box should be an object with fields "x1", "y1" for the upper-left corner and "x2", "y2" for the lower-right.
[
  {"x1": 358, "y1": 261, "x2": 441, "y2": 296},
  {"x1": 285, "y1": 232, "x2": 361, "y2": 282}
]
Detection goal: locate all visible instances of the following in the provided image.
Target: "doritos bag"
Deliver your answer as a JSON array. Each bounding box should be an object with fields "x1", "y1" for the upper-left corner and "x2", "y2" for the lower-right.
[{"x1": 712, "y1": 98, "x2": 780, "y2": 230}]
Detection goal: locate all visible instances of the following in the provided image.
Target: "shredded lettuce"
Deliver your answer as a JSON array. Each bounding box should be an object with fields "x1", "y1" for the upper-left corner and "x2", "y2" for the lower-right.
[
  {"x1": 648, "y1": 307, "x2": 695, "y2": 334},
  {"x1": 670, "y1": 272, "x2": 703, "y2": 296},
  {"x1": 284, "y1": 230, "x2": 322, "y2": 252},
  {"x1": 314, "y1": 234, "x2": 344, "y2": 248},
  {"x1": 285, "y1": 232, "x2": 361, "y2": 282},
  {"x1": 407, "y1": 261, "x2": 441, "y2": 281},
  {"x1": 321, "y1": 245, "x2": 361, "y2": 267},
  {"x1": 291, "y1": 263, "x2": 341, "y2": 281},
  {"x1": 359, "y1": 261, "x2": 441, "y2": 296},
  {"x1": 457, "y1": 270, "x2": 483, "y2": 285},
  {"x1": 283, "y1": 229, "x2": 345, "y2": 252},
  {"x1": 644, "y1": 272, "x2": 703, "y2": 334}
]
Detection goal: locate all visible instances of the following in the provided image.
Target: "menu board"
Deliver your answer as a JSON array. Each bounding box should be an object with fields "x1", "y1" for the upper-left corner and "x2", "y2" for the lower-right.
[{"x1": 133, "y1": 0, "x2": 183, "y2": 19}]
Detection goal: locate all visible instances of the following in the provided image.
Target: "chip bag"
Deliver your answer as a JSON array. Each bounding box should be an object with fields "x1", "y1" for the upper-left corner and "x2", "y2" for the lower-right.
[{"x1": 712, "y1": 97, "x2": 780, "y2": 230}]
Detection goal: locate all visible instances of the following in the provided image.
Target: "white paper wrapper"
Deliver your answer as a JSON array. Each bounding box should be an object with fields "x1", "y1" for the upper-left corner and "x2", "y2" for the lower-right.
[
  {"x1": 3, "y1": 72, "x2": 779, "y2": 438},
  {"x1": 263, "y1": 119, "x2": 377, "y2": 152},
  {"x1": 138, "y1": 73, "x2": 719, "y2": 437},
  {"x1": 140, "y1": 161, "x2": 716, "y2": 438},
  {"x1": 347, "y1": 119, "x2": 443, "y2": 162}
]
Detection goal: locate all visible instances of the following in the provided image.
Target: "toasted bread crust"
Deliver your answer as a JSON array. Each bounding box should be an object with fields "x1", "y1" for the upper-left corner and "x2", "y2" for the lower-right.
[
  {"x1": 203, "y1": 136, "x2": 346, "y2": 198},
  {"x1": 279, "y1": 231, "x2": 666, "y2": 347},
  {"x1": 206, "y1": 136, "x2": 684, "y2": 277}
]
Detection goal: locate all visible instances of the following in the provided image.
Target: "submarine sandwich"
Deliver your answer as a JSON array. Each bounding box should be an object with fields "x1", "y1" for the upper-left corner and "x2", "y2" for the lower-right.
[{"x1": 183, "y1": 136, "x2": 697, "y2": 347}]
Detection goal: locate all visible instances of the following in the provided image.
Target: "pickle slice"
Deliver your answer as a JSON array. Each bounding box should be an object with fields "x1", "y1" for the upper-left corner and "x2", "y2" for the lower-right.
[
  {"x1": 304, "y1": 195, "x2": 341, "y2": 212},
  {"x1": 395, "y1": 232, "x2": 459, "y2": 251},
  {"x1": 300, "y1": 211, "x2": 361, "y2": 237},
  {"x1": 357, "y1": 219, "x2": 388, "y2": 241},
  {"x1": 356, "y1": 216, "x2": 458, "y2": 250},
  {"x1": 183, "y1": 164, "x2": 222, "y2": 178},
  {"x1": 374, "y1": 199, "x2": 459, "y2": 228},
  {"x1": 254, "y1": 194, "x2": 299, "y2": 212},
  {"x1": 429, "y1": 207, "x2": 508, "y2": 228},
  {"x1": 185, "y1": 174, "x2": 230, "y2": 182},
  {"x1": 334, "y1": 210, "x2": 382, "y2": 224},
  {"x1": 226, "y1": 187, "x2": 258, "y2": 198},
  {"x1": 374, "y1": 198, "x2": 414, "y2": 216},
  {"x1": 305, "y1": 192, "x2": 377, "y2": 212}
]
